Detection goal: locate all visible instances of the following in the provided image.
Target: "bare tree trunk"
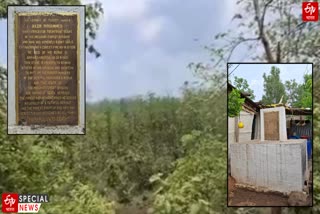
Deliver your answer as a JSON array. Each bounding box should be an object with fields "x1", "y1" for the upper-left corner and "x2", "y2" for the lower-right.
[
  {"x1": 276, "y1": 42, "x2": 281, "y2": 63},
  {"x1": 252, "y1": 0, "x2": 275, "y2": 62}
]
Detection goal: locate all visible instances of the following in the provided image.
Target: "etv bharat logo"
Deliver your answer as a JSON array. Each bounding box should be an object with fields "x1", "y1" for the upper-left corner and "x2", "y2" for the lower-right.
[
  {"x1": 302, "y1": 2, "x2": 319, "y2": 21},
  {"x1": 2, "y1": 194, "x2": 18, "y2": 213},
  {"x1": 2, "y1": 193, "x2": 49, "y2": 213}
]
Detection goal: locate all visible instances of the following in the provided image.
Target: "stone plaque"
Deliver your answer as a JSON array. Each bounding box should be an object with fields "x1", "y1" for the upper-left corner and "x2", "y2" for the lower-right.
[
  {"x1": 260, "y1": 107, "x2": 287, "y2": 141},
  {"x1": 8, "y1": 6, "x2": 85, "y2": 134},
  {"x1": 16, "y1": 13, "x2": 79, "y2": 126},
  {"x1": 264, "y1": 112, "x2": 279, "y2": 141}
]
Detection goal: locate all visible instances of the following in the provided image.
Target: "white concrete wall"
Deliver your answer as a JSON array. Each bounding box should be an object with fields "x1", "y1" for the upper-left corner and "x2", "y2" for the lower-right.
[
  {"x1": 228, "y1": 117, "x2": 235, "y2": 174},
  {"x1": 260, "y1": 107, "x2": 287, "y2": 141},
  {"x1": 228, "y1": 111, "x2": 254, "y2": 144},
  {"x1": 230, "y1": 139, "x2": 307, "y2": 193},
  {"x1": 239, "y1": 111, "x2": 254, "y2": 142},
  {"x1": 228, "y1": 116, "x2": 235, "y2": 148},
  {"x1": 228, "y1": 112, "x2": 255, "y2": 174}
]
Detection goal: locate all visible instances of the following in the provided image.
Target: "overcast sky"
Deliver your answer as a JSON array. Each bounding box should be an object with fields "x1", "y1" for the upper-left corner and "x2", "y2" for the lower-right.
[
  {"x1": 229, "y1": 63, "x2": 313, "y2": 102},
  {"x1": 0, "y1": 0, "x2": 242, "y2": 102}
]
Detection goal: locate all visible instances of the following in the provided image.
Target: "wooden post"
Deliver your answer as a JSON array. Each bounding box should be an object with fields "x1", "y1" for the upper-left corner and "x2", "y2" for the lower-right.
[{"x1": 235, "y1": 117, "x2": 239, "y2": 142}]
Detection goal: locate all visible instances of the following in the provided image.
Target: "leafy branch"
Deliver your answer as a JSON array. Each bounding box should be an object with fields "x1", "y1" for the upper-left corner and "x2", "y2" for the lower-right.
[{"x1": 228, "y1": 89, "x2": 245, "y2": 118}]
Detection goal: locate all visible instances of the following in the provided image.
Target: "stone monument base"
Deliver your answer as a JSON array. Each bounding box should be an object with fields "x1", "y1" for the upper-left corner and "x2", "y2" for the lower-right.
[
  {"x1": 8, "y1": 125, "x2": 84, "y2": 135},
  {"x1": 230, "y1": 139, "x2": 308, "y2": 194}
]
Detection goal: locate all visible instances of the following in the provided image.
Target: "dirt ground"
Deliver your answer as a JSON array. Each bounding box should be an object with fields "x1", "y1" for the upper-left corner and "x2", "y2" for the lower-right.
[
  {"x1": 229, "y1": 186, "x2": 289, "y2": 206},
  {"x1": 228, "y1": 175, "x2": 288, "y2": 206},
  {"x1": 116, "y1": 194, "x2": 152, "y2": 214},
  {"x1": 228, "y1": 176, "x2": 312, "y2": 206}
]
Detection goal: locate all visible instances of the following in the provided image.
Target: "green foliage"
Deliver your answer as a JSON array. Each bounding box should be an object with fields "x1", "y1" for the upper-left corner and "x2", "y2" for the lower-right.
[
  {"x1": 285, "y1": 79, "x2": 301, "y2": 107},
  {"x1": 152, "y1": 133, "x2": 227, "y2": 214},
  {"x1": 228, "y1": 89, "x2": 245, "y2": 118},
  {"x1": 0, "y1": 66, "x2": 6, "y2": 112},
  {"x1": 232, "y1": 76, "x2": 255, "y2": 100},
  {"x1": 85, "y1": 1, "x2": 103, "y2": 57},
  {"x1": 262, "y1": 66, "x2": 287, "y2": 105},
  {"x1": 297, "y1": 74, "x2": 312, "y2": 108},
  {"x1": 74, "y1": 69, "x2": 228, "y2": 210},
  {"x1": 75, "y1": 96, "x2": 185, "y2": 202},
  {"x1": 0, "y1": 66, "x2": 115, "y2": 213},
  {"x1": 149, "y1": 69, "x2": 228, "y2": 213},
  {"x1": 41, "y1": 182, "x2": 115, "y2": 214},
  {"x1": 0, "y1": 0, "x2": 318, "y2": 213},
  {"x1": 311, "y1": 71, "x2": 320, "y2": 212},
  {"x1": 285, "y1": 73, "x2": 312, "y2": 108},
  {"x1": 0, "y1": 135, "x2": 116, "y2": 214},
  {"x1": 191, "y1": 0, "x2": 319, "y2": 212}
]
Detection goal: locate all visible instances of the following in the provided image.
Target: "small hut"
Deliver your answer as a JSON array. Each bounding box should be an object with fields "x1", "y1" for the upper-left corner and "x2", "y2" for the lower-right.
[{"x1": 227, "y1": 83, "x2": 260, "y2": 145}]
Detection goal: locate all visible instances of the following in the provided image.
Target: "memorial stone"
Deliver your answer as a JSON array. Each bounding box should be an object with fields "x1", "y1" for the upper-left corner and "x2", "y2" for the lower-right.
[{"x1": 8, "y1": 6, "x2": 85, "y2": 134}]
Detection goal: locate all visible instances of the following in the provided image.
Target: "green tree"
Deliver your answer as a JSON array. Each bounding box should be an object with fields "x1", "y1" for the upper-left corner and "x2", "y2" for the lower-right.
[
  {"x1": 0, "y1": 0, "x2": 103, "y2": 57},
  {"x1": 180, "y1": 0, "x2": 320, "y2": 212},
  {"x1": 232, "y1": 76, "x2": 255, "y2": 100},
  {"x1": 228, "y1": 89, "x2": 245, "y2": 118},
  {"x1": 297, "y1": 73, "x2": 312, "y2": 108},
  {"x1": 285, "y1": 79, "x2": 301, "y2": 107},
  {"x1": 262, "y1": 66, "x2": 287, "y2": 105}
]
